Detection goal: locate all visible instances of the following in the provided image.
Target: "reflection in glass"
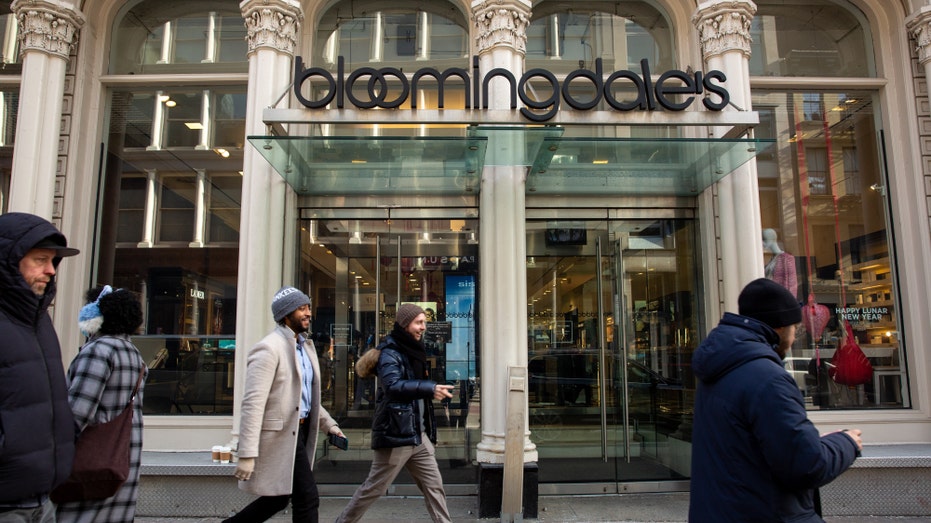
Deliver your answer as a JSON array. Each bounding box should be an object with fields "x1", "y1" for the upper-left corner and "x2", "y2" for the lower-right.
[
  {"x1": 526, "y1": 4, "x2": 673, "y2": 74},
  {"x1": 315, "y1": 4, "x2": 468, "y2": 70},
  {"x1": 750, "y1": 0, "x2": 873, "y2": 77},
  {"x1": 110, "y1": 3, "x2": 247, "y2": 74},
  {"x1": 98, "y1": 88, "x2": 244, "y2": 415},
  {"x1": 527, "y1": 219, "x2": 699, "y2": 483},
  {"x1": 754, "y1": 90, "x2": 906, "y2": 408},
  {"x1": 296, "y1": 216, "x2": 480, "y2": 486}
]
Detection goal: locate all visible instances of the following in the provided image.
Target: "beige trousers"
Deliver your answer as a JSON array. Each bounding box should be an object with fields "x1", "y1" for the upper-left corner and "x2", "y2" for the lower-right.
[{"x1": 336, "y1": 434, "x2": 451, "y2": 523}]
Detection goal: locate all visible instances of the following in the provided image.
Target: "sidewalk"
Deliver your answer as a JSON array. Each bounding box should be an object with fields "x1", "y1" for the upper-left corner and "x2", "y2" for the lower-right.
[{"x1": 134, "y1": 492, "x2": 931, "y2": 522}]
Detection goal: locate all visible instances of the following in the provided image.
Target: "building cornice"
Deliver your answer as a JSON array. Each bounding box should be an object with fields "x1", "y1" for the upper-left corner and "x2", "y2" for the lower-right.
[
  {"x1": 472, "y1": 0, "x2": 531, "y2": 56},
  {"x1": 692, "y1": 0, "x2": 756, "y2": 61},
  {"x1": 240, "y1": 0, "x2": 303, "y2": 56},
  {"x1": 11, "y1": 0, "x2": 85, "y2": 59}
]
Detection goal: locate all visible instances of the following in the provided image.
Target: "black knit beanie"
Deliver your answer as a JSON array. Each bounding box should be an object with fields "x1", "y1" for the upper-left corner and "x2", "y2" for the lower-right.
[{"x1": 738, "y1": 278, "x2": 802, "y2": 328}]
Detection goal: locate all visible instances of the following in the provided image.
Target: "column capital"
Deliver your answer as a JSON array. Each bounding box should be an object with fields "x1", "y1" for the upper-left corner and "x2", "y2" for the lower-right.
[
  {"x1": 692, "y1": 0, "x2": 756, "y2": 61},
  {"x1": 240, "y1": 0, "x2": 303, "y2": 56},
  {"x1": 472, "y1": 0, "x2": 531, "y2": 56},
  {"x1": 906, "y1": 6, "x2": 931, "y2": 66},
  {"x1": 11, "y1": 0, "x2": 85, "y2": 59}
]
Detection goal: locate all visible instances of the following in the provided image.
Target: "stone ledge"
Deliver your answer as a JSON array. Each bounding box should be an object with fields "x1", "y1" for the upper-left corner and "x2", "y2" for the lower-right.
[
  {"x1": 141, "y1": 451, "x2": 235, "y2": 476},
  {"x1": 849, "y1": 444, "x2": 931, "y2": 468}
]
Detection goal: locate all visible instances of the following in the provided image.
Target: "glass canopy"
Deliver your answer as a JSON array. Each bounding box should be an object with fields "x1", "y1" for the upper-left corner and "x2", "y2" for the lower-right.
[{"x1": 248, "y1": 132, "x2": 772, "y2": 196}]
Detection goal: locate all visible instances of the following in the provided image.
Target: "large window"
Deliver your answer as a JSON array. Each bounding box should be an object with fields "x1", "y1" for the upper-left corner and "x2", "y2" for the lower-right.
[
  {"x1": 526, "y1": 2, "x2": 674, "y2": 74},
  {"x1": 750, "y1": 1, "x2": 905, "y2": 410},
  {"x1": 315, "y1": 3, "x2": 469, "y2": 71},
  {"x1": 99, "y1": 2, "x2": 246, "y2": 416},
  {"x1": 753, "y1": 91, "x2": 907, "y2": 409},
  {"x1": 750, "y1": 0, "x2": 874, "y2": 77}
]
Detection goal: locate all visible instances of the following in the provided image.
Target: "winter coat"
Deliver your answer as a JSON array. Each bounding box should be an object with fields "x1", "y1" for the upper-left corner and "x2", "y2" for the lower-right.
[
  {"x1": 236, "y1": 325, "x2": 337, "y2": 496},
  {"x1": 689, "y1": 313, "x2": 860, "y2": 523},
  {"x1": 361, "y1": 335, "x2": 438, "y2": 449},
  {"x1": 0, "y1": 212, "x2": 76, "y2": 504},
  {"x1": 56, "y1": 334, "x2": 147, "y2": 523}
]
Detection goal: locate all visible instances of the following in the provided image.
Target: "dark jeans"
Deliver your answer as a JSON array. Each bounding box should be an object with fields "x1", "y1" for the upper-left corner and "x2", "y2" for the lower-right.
[{"x1": 224, "y1": 421, "x2": 319, "y2": 523}]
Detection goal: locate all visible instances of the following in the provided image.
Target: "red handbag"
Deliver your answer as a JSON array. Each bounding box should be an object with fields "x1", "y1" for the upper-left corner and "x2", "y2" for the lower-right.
[
  {"x1": 50, "y1": 369, "x2": 144, "y2": 503},
  {"x1": 830, "y1": 322, "x2": 873, "y2": 386}
]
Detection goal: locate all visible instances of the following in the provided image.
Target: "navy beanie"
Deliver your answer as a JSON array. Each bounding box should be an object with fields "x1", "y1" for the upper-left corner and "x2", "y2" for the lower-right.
[
  {"x1": 271, "y1": 286, "x2": 311, "y2": 322},
  {"x1": 738, "y1": 278, "x2": 802, "y2": 328}
]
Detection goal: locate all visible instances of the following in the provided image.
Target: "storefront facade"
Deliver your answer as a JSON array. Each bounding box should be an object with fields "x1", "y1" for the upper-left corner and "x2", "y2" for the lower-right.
[{"x1": 3, "y1": 0, "x2": 931, "y2": 508}]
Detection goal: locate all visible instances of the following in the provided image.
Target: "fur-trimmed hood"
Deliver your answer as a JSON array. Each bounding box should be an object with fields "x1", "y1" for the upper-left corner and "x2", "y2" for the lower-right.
[{"x1": 354, "y1": 347, "x2": 380, "y2": 378}]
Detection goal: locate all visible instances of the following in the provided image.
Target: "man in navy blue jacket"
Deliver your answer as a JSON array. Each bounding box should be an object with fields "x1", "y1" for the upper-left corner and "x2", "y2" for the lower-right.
[
  {"x1": 689, "y1": 278, "x2": 862, "y2": 523},
  {"x1": 0, "y1": 213, "x2": 79, "y2": 521}
]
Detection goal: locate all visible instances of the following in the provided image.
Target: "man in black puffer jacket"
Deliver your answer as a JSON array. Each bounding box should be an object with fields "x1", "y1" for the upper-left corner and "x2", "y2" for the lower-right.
[
  {"x1": 0, "y1": 212, "x2": 80, "y2": 521},
  {"x1": 337, "y1": 303, "x2": 454, "y2": 523},
  {"x1": 689, "y1": 278, "x2": 862, "y2": 522}
]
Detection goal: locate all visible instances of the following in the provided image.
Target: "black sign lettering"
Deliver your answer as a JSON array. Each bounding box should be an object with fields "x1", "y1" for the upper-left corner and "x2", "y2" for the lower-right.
[{"x1": 293, "y1": 56, "x2": 730, "y2": 122}]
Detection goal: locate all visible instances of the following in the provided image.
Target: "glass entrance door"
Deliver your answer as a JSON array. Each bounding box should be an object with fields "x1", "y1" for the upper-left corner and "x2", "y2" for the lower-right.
[
  {"x1": 298, "y1": 214, "x2": 481, "y2": 488},
  {"x1": 527, "y1": 218, "x2": 699, "y2": 488}
]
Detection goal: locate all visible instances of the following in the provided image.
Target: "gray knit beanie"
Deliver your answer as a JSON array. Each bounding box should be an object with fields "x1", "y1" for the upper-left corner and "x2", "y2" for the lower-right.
[
  {"x1": 396, "y1": 303, "x2": 425, "y2": 328},
  {"x1": 271, "y1": 286, "x2": 311, "y2": 322}
]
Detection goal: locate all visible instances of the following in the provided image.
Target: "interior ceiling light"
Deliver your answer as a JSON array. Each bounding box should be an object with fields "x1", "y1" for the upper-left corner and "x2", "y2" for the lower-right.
[
  {"x1": 185, "y1": 122, "x2": 203, "y2": 130},
  {"x1": 214, "y1": 148, "x2": 230, "y2": 158}
]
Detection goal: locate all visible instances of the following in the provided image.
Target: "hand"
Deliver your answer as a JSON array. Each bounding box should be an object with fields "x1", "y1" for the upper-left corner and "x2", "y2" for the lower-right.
[
  {"x1": 433, "y1": 384, "x2": 454, "y2": 400},
  {"x1": 842, "y1": 429, "x2": 863, "y2": 451},
  {"x1": 329, "y1": 426, "x2": 345, "y2": 438},
  {"x1": 234, "y1": 457, "x2": 255, "y2": 481}
]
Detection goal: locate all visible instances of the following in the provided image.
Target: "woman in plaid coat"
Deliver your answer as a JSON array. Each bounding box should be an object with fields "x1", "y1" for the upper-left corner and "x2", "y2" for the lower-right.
[{"x1": 56, "y1": 286, "x2": 147, "y2": 523}]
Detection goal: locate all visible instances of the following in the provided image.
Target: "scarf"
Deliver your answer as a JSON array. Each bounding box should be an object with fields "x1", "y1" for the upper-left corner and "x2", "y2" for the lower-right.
[{"x1": 390, "y1": 323, "x2": 428, "y2": 379}]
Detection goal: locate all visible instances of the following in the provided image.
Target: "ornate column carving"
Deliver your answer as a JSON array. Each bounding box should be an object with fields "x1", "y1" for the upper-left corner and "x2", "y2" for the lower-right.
[
  {"x1": 11, "y1": 0, "x2": 84, "y2": 59},
  {"x1": 241, "y1": 0, "x2": 302, "y2": 56},
  {"x1": 692, "y1": 0, "x2": 756, "y2": 61},
  {"x1": 472, "y1": 0, "x2": 530, "y2": 55},
  {"x1": 907, "y1": 7, "x2": 931, "y2": 66}
]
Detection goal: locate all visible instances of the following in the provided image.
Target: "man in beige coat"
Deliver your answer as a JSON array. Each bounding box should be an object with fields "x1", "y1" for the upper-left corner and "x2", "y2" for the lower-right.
[{"x1": 225, "y1": 286, "x2": 344, "y2": 523}]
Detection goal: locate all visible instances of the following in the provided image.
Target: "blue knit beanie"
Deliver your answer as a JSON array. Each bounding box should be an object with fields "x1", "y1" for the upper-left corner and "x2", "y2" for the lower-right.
[{"x1": 78, "y1": 285, "x2": 113, "y2": 336}]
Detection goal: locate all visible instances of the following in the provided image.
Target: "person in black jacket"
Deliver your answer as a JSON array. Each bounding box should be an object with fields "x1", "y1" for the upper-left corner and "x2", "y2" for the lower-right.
[
  {"x1": 0, "y1": 212, "x2": 80, "y2": 521},
  {"x1": 336, "y1": 303, "x2": 454, "y2": 523},
  {"x1": 689, "y1": 278, "x2": 863, "y2": 523}
]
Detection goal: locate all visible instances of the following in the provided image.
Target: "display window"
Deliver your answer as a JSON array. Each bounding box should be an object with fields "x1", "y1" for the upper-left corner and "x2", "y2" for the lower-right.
[{"x1": 753, "y1": 90, "x2": 908, "y2": 409}]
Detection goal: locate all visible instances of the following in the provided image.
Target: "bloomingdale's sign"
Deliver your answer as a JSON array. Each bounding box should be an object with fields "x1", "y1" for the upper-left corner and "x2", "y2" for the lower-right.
[{"x1": 293, "y1": 56, "x2": 730, "y2": 123}]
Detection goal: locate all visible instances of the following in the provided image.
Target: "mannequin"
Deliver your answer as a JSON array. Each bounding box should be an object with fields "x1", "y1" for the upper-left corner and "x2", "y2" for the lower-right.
[{"x1": 762, "y1": 228, "x2": 798, "y2": 298}]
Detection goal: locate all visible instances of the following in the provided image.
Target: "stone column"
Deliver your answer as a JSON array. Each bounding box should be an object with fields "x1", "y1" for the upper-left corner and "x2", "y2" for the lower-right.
[
  {"x1": 692, "y1": 0, "x2": 763, "y2": 311},
  {"x1": 472, "y1": 0, "x2": 537, "y2": 518},
  {"x1": 8, "y1": 0, "x2": 84, "y2": 219},
  {"x1": 231, "y1": 0, "x2": 302, "y2": 438}
]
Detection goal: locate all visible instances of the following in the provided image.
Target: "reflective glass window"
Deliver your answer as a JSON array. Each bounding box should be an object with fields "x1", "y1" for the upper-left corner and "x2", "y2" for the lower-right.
[
  {"x1": 753, "y1": 90, "x2": 908, "y2": 409},
  {"x1": 101, "y1": 0, "x2": 246, "y2": 415},
  {"x1": 298, "y1": 215, "x2": 481, "y2": 485},
  {"x1": 0, "y1": 12, "x2": 21, "y2": 75},
  {"x1": 110, "y1": 3, "x2": 247, "y2": 74},
  {"x1": 315, "y1": 3, "x2": 469, "y2": 70},
  {"x1": 526, "y1": 3, "x2": 673, "y2": 74},
  {"x1": 0, "y1": 86, "x2": 15, "y2": 211},
  {"x1": 750, "y1": 0, "x2": 873, "y2": 77}
]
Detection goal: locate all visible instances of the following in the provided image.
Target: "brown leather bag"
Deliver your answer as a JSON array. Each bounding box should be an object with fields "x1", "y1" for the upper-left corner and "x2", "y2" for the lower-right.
[{"x1": 50, "y1": 369, "x2": 144, "y2": 503}]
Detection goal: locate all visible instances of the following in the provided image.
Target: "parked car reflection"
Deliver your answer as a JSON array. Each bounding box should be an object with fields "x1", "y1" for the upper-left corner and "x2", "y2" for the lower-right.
[{"x1": 528, "y1": 350, "x2": 690, "y2": 434}]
